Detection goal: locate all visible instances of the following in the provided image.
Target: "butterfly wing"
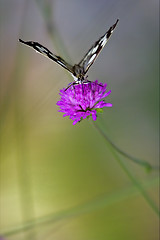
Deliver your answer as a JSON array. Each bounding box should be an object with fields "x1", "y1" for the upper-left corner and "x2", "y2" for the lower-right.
[
  {"x1": 19, "y1": 39, "x2": 74, "y2": 74},
  {"x1": 78, "y1": 19, "x2": 119, "y2": 75}
]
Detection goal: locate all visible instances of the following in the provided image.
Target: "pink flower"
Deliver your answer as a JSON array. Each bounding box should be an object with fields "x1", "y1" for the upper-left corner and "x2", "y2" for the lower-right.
[{"x1": 56, "y1": 80, "x2": 112, "y2": 125}]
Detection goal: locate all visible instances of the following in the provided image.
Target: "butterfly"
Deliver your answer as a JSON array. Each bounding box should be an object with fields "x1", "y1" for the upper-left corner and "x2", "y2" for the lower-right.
[{"x1": 19, "y1": 19, "x2": 119, "y2": 89}]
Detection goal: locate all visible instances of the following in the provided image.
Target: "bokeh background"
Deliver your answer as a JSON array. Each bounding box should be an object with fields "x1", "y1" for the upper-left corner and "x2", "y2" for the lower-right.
[{"x1": 0, "y1": 0, "x2": 159, "y2": 239}]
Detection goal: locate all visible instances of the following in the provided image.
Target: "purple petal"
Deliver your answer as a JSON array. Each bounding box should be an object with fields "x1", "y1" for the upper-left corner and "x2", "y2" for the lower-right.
[{"x1": 91, "y1": 110, "x2": 97, "y2": 121}]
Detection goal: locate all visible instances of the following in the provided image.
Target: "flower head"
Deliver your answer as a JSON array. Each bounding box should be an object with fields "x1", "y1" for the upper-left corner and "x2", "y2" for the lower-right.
[{"x1": 56, "y1": 80, "x2": 112, "y2": 125}]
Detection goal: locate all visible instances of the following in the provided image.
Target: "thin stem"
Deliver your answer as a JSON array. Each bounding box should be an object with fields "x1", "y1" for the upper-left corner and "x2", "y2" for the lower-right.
[
  {"x1": 92, "y1": 121, "x2": 160, "y2": 217},
  {"x1": 95, "y1": 120, "x2": 159, "y2": 171}
]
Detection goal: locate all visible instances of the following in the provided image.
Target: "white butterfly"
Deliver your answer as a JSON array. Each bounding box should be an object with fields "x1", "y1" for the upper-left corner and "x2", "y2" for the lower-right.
[{"x1": 19, "y1": 19, "x2": 119, "y2": 88}]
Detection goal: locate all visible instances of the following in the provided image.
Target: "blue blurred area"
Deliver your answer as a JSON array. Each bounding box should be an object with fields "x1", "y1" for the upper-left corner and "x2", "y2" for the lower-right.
[{"x1": 0, "y1": 0, "x2": 159, "y2": 239}]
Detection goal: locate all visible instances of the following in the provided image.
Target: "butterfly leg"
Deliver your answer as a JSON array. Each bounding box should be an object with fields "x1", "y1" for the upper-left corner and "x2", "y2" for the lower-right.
[
  {"x1": 65, "y1": 81, "x2": 80, "y2": 91},
  {"x1": 65, "y1": 82, "x2": 74, "y2": 91}
]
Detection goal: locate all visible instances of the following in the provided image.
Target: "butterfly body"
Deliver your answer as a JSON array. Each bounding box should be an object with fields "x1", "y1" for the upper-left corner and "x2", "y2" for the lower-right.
[
  {"x1": 19, "y1": 19, "x2": 119, "y2": 88},
  {"x1": 72, "y1": 64, "x2": 84, "y2": 81}
]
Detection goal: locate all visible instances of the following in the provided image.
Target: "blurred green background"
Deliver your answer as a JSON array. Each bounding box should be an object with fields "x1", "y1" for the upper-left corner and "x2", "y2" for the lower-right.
[{"x1": 0, "y1": 0, "x2": 159, "y2": 239}]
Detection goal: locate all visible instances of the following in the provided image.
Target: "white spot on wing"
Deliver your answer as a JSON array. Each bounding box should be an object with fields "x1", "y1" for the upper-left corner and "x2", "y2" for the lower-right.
[
  {"x1": 36, "y1": 46, "x2": 48, "y2": 53},
  {"x1": 88, "y1": 54, "x2": 96, "y2": 64},
  {"x1": 100, "y1": 36, "x2": 107, "y2": 47},
  {"x1": 91, "y1": 45, "x2": 98, "y2": 54},
  {"x1": 57, "y1": 61, "x2": 66, "y2": 67}
]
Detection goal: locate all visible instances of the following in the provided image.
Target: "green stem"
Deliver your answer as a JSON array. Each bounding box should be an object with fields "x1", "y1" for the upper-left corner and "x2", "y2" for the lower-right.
[
  {"x1": 92, "y1": 121, "x2": 160, "y2": 217},
  {"x1": 96, "y1": 120, "x2": 159, "y2": 171}
]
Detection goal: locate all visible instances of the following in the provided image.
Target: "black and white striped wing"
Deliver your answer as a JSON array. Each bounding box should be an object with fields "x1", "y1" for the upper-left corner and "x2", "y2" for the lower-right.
[
  {"x1": 78, "y1": 19, "x2": 119, "y2": 75},
  {"x1": 19, "y1": 39, "x2": 74, "y2": 75}
]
